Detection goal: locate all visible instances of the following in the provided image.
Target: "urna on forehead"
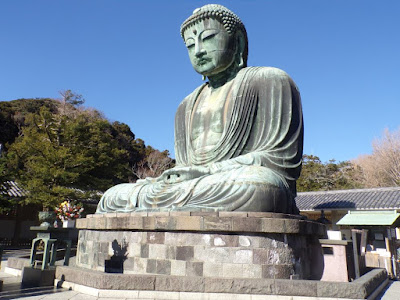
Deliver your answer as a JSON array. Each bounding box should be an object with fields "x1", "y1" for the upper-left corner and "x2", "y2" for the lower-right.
[{"x1": 180, "y1": 4, "x2": 245, "y2": 37}]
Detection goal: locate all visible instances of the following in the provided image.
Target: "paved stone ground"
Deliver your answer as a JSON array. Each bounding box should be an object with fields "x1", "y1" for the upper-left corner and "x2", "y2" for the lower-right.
[
  {"x1": 1, "y1": 247, "x2": 400, "y2": 299},
  {"x1": 375, "y1": 280, "x2": 400, "y2": 300}
]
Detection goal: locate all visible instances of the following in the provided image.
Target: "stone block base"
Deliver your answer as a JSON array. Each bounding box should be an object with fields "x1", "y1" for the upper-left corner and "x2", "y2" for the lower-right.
[
  {"x1": 21, "y1": 267, "x2": 55, "y2": 287},
  {"x1": 55, "y1": 266, "x2": 388, "y2": 299},
  {"x1": 76, "y1": 212, "x2": 326, "y2": 280}
]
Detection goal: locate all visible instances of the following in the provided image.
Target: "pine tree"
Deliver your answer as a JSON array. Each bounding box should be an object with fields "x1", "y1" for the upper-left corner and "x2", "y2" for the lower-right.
[{"x1": 6, "y1": 106, "x2": 129, "y2": 209}]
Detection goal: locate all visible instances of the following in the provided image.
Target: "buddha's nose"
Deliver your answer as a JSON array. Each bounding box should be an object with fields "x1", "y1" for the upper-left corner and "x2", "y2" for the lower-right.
[{"x1": 195, "y1": 43, "x2": 206, "y2": 57}]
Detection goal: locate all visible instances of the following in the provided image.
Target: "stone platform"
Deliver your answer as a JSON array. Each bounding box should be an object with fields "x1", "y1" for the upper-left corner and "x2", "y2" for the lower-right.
[
  {"x1": 54, "y1": 266, "x2": 388, "y2": 299},
  {"x1": 2, "y1": 211, "x2": 390, "y2": 299},
  {"x1": 74, "y1": 212, "x2": 326, "y2": 281}
]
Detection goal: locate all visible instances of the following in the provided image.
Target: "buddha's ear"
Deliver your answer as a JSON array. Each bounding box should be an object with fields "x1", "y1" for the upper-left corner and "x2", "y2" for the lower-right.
[{"x1": 235, "y1": 31, "x2": 246, "y2": 68}]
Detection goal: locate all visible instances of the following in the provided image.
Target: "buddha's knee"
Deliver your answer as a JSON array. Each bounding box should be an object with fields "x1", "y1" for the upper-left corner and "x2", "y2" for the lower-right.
[
  {"x1": 233, "y1": 166, "x2": 286, "y2": 187},
  {"x1": 233, "y1": 166, "x2": 291, "y2": 213},
  {"x1": 235, "y1": 183, "x2": 290, "y2": 213}
]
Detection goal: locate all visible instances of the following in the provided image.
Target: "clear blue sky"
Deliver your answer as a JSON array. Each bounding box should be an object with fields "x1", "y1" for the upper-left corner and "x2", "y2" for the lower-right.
[{"x1": 1, "y1": 1, "x2": 399, "y2": 163}]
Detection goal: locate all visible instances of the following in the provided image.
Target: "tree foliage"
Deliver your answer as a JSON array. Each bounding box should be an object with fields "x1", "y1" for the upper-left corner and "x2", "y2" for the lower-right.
[
  {"x1": 1, "y1": 94, "x2": 170, "y2": 210},
  {"x1": 0, "y1": 98, "x2": 57, "y2": 146},
  {"x1": 7, "y1": 106, "x2": 123, "y2": 208},
  {"x1": 0, "y1": 156, "x2": 11, "y2": 202},
  {"x1": 353, "y1": 128, "x2": 400, "y2": 187},
  {"x1": 0, "y1": 147, "x2": 20, "y2": 213},
  {"x1": 60, "y1": 89, "x2": 85, "y2": 107},
  {"x1": 297, "y1": 154, "x2": 360, "y2": 192}
]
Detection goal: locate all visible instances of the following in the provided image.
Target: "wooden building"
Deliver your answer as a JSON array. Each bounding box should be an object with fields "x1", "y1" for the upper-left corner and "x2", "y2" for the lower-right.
[{"x1": 296, "y1": 187, "x2": 400, "y2": 277}]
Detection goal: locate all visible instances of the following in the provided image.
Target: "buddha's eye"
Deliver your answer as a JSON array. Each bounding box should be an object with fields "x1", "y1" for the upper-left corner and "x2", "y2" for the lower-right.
[
  {"x1": 185, "y1": 38, "x2": 195, "y2": 49},
  {"x1": 201, "y1": 29, "x2": 219, "y2": 41}
]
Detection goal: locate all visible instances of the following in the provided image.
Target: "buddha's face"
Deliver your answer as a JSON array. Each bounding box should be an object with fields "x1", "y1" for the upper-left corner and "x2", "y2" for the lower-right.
[{"x1": 183, "y1": 18, "x2": 236, "y2": 77}]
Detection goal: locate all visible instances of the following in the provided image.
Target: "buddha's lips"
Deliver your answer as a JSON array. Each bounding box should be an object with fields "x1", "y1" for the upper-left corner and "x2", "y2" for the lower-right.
[{"x1": 197, "y1": 58, "x2": 210, "y2": 65}]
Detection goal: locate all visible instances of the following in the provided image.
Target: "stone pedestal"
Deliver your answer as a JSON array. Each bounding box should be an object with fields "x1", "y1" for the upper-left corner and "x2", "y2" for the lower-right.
[
  {"x1": 21, "y1": 267, "x2": 55, "y2": 287},
  {"x1": 53, "y1": 212, "x2": 389, "y2": 298},
  {"x1": 75, "y1": 212, "x2": 326, "y2": 280}
]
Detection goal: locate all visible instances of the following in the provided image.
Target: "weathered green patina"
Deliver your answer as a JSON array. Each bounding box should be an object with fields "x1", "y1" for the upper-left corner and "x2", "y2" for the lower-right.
[{"x1": 96, "y1": 4, "x2": 303, "y2": 214}]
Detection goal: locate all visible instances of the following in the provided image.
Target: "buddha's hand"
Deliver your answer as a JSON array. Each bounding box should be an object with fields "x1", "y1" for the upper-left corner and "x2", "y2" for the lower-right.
[{"x1": 162, "y1": 165, "x2": 210, "y2": 184}]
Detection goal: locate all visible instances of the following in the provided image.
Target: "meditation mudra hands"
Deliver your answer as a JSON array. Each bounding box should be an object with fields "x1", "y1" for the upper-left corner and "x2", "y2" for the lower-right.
[{"x1": 162, "y1": 165, "x2": 210, "y2": 184}]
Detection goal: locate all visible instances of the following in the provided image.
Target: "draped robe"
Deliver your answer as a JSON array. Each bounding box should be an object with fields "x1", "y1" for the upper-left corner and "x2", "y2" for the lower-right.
[{"x1": 96, "y1": 67, "x2": 303, "y2": 214}]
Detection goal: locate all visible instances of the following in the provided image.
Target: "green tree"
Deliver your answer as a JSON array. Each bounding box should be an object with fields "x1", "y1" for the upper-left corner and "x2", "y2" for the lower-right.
[
  {"x1": 7, "y1": 106, "x2": 129, "y2": 209},
  {"x1": 2, "y1": 96, "x2": 174, "y2": 209},
  {"x1": 0, "y1": 155, "x2": 10, "y2": 209},
  {"x1": 0, "y1": 146, "x2": 21, "y2": 213},
  {"x1": 0, "y1": 98, "x2": 57, "y2": 146},
  {"x1": 297, "y1": 154, "x2": 360, "y2": 192},
  {"x1": 110, "y1": 121, "x2": 147, "y2": 180},
  {"x1": 59, "y1": 89, "x2": 85, "y2": 107}
]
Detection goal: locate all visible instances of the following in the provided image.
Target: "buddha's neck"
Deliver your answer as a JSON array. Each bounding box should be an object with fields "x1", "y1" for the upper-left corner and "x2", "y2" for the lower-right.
[{"x1": 207, "y1": 63, "x2": 241, "y2": 89}]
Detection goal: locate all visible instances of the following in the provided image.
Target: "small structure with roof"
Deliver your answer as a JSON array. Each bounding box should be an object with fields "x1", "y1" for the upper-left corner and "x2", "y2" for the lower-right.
[
  {"x1": 296, "y1": 187, "x2": 400, "y2": 229},
  {"x1": 296, "y1": 187, "x2": 400, "y2": 278}
]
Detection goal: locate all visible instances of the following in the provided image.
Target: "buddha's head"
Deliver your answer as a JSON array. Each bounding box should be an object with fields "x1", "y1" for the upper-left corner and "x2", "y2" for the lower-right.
[{"x1": 181, "y1": 4, "x2": 248, "y2": 79}]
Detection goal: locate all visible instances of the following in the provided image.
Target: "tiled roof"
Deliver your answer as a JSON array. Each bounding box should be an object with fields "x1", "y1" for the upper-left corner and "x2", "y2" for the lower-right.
[
  {"x1": 0, "y1": 181, "x2": 28, "y2": 198},
  {"x1": 296, "y1": 187, "x2": 400, "y2": 211}
]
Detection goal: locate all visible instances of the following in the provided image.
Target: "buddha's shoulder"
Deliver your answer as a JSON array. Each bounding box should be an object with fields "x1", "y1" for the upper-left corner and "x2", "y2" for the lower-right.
[
  {"x1": 242, "y1": 66, "x2": 293, "y2": 80},
  {"x1": 180, "y1": 84, "x2": 207, "y2": 107}
]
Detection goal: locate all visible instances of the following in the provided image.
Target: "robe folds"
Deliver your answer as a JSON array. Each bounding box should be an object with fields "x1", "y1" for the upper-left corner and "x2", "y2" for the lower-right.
[{"x1": 96, "y1": 67, "x2": 303, "y2": 214}]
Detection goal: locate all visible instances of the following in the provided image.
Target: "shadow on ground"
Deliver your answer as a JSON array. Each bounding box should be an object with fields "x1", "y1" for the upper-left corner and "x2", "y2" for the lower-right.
[{"x1": 0, "y1": 282, "x2": 67, "y2": 300}]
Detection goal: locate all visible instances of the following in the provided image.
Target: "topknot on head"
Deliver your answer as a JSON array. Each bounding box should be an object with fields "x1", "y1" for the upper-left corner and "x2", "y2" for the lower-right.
[{"x1": 180, "y1": 4, "x2": 245, "y2": 38}]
